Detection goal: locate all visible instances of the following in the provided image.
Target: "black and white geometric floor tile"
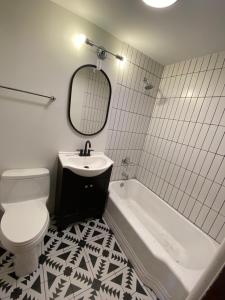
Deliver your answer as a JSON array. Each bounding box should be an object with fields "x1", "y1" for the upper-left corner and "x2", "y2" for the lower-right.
[{"x1": 0, "y1": 218, "x2": 159, "y2": 300}]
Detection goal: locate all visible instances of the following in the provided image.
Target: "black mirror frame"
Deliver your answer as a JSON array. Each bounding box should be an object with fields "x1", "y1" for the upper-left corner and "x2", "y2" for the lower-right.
[{"x1": 68, "y1": 64, "x2": 112, "y2": 136}]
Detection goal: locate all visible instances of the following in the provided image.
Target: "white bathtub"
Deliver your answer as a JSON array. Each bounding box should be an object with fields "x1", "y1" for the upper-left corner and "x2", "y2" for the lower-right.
[{"x1": 105, "y1": 179, "x2": 218, "y2": 300}]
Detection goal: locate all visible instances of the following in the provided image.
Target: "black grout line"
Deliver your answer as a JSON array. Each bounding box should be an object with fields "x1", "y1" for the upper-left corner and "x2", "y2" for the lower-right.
[
  {"x1": 151, "y1": 66, "x2": 205, "y2": 195},
  {"x1": 184, "y1": 64, "x2": 224, "y2": 220},
  {"x1": 169, "y1": 63, "x2": 217, "y2": 211},
  {"x1": 140, "y1": 132, "x2": 225, "y2": 158},
  {"x1": 137, "y1": 164, "x2": 225, "y2": 220},
  {"x1": 139, "y1": 56, "x2": 225, "y2": 240},
  {"x1": 184, "y1": 79, "x2": 225, "y2": 224},
  {"x1": 153, "y1": 61, "x2": 200, "y2": 198},
  {"x1": 138, "y1": 163, "x2": 225, "y2": 219},
  {"x1": 107, "y1": 48, "x2": 225, "y2": 242},
  {"x1": 162, "y1": 59, "x2": 225, "y2": 79},
  {"x1": 215, "y1": 221, "x2": 225, "y2": 241}
]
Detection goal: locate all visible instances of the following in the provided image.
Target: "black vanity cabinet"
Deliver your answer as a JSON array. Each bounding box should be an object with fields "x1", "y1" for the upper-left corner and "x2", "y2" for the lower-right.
[{"x1": 55, "y1": 161, "x2": 112, "y2": 229}]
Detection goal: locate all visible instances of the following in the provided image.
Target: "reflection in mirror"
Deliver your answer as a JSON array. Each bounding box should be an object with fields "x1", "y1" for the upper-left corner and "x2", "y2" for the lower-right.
[{"x1": 68, "y1": 65, "x2": 111, "y2": 135}]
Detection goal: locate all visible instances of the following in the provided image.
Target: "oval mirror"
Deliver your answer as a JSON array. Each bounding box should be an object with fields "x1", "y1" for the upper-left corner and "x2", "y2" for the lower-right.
[{"x1": 68, "y1": 64, "x2": 112, "y2": 135}]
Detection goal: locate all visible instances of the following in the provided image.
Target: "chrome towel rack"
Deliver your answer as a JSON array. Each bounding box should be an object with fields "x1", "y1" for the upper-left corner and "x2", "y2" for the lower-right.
[{"x1": 0, "y1": 84, "x2": 56, "y2": 101}]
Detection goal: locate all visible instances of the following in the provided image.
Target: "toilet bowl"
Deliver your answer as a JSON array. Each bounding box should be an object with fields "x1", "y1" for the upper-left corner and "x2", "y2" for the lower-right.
[{"x1": 0, "y1": 168, "x2": 50, "y2": 276}]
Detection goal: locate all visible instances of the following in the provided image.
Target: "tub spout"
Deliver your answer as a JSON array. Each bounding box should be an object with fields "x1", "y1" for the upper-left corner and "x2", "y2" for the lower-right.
[{"x1": 122, "y1": 171, "x2": 129, "y2": 180}]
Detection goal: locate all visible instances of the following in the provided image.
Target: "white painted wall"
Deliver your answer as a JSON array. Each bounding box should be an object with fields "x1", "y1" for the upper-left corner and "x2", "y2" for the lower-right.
[{"x1": 0, "y1": 0, "x2": 124, "y2": 210}]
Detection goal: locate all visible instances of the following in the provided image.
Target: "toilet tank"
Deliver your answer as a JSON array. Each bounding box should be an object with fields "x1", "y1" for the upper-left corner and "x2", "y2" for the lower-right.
[{"x1": 0, "y1": 168, "x2": 50, "y2": 205}]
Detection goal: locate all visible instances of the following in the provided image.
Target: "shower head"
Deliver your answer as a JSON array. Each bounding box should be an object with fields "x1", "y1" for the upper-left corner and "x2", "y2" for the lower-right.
[
  {"x1": 145, "y1": 84, "x2": 154, "y2": 90},
  {"x1": 143, "y1": 77, "x2": 154, "y2": 90}
]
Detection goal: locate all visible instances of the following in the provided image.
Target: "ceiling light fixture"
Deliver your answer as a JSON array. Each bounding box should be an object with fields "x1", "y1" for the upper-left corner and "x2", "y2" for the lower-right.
[{"x1": 142, "y1": 0, "x2": 178, "y2": 8}]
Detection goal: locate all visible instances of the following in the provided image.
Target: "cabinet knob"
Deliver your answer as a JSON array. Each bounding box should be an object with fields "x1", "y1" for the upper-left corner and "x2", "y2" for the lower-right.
[
  {"x1": 85, "y1": 185, "x2": 88, "y2": 189},
  {"x1": 90, "y1": 184, "x2": 93, "y2": 188}
]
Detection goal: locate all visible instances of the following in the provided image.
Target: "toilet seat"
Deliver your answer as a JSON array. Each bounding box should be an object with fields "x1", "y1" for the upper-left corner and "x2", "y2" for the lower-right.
[{"x1": 0, "y1": 199, "x2": 49, "y2": 247}]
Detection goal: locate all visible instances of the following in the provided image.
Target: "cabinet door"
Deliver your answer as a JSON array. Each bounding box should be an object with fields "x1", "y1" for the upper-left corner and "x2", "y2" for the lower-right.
[
  {"x1": 60, "y1": 169, "x2": 84, "y2": 215},
  {"x1": 80, "y1": 178, "x2": 108, "y2": 217},
  {"x1": 58, "y1": 166, "x2": 112, "y2": 221}
]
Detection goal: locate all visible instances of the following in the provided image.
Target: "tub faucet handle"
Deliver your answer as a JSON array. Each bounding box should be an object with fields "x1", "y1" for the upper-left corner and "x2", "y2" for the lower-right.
[{"x1": 122, "y1": 157, "x2": 130, "y2": 165}]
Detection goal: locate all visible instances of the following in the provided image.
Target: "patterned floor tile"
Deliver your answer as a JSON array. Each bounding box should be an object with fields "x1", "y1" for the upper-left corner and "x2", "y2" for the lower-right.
[
  {"x1": 0, "y1": 218, "x2": 158, "y2": 300},
  {"x1": 97, "y1": 260, "x2": 151, "y2": 300},
  {"x1": 0, "y1": 263, "x2": 44, "y2": 299},
  {"x1": 44, "y1": 273, "x2": 75, "y2": 300},
  {"x1": 3, "y1": 282, "x2": 45, "y2": 300},
  {"x1": 0, "y1": 247, "x2": 14, "y2": 276},
  {"x1": 73, "y1": 287, "x2": 101, "y2": 300}
]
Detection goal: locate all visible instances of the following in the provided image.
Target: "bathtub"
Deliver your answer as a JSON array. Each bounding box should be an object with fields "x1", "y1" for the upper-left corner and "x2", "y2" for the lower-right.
[{"x1": 104, "y1": 179, "x2": 218, "y2": 300}]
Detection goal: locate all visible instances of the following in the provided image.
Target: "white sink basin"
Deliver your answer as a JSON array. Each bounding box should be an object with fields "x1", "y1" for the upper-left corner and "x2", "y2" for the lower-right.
[{"x1": 59, "y1": 152, "x2": 114, "y2": 177}]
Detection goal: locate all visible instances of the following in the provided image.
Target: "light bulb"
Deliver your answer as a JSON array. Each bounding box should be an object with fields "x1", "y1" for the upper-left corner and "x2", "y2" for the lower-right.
[
  {"x1": 73, "y1": 33, "x2": 87, "y2": 48},
  {"x1": 117, "y1": 56, "x2": 127, "y2": 69},
  {"x1": 142, "y1": 0, "x2": 178, "y2": 8}
]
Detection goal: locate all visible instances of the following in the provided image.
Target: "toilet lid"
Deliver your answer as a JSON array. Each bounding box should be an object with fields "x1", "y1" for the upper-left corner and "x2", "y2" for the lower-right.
[{"x1": 1, "y1": 200, "x2": 49, "y2": 246}]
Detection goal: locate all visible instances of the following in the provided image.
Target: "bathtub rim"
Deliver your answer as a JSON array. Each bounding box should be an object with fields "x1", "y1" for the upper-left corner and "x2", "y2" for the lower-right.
[
  {"x1": 104, "y1": 210, "x2": 170, "y2": 300},
  {"x1": 108, "y1": 179, "x2": 219, "y2": 292},
  {"x1": 109, "y1": 179, "x2": 218, "y2": 251}
]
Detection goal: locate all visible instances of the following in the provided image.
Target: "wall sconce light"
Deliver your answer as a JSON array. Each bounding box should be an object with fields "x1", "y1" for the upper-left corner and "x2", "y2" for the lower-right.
[
  {"x1": 73, "y1": 33, "x2": 87, "y2": 48},
  {"x1": 74, "y1": 34, "x2": 124, "y2": 63}
]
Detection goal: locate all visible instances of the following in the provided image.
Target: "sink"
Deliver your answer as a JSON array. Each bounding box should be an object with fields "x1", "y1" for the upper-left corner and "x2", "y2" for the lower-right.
[{"x1": 59, "y1": 152, "x2": 114, "y2": 177}]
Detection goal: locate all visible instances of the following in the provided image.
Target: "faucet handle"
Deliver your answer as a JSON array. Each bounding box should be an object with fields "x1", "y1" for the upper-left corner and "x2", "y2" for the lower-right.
[
  {"x1": 76, "y1": 149, "x2": 84, "y2": 156},
  {"x1": 87, "y1": 149, "x2": 94, "y2": 156},
  {"x1": 122, "y1": 157, "x2": 130, "y2": 165}
]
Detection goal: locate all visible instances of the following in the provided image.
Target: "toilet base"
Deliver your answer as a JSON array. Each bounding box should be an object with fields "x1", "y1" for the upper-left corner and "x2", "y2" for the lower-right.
[{"x1": 14, "y1": 244, "x2": 41, "y2": 277}]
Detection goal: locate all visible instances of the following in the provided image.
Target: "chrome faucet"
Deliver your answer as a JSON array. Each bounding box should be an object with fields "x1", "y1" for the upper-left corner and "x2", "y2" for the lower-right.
[{"x1": 77, "y1": 140, "x2": 93, "y2": 156}]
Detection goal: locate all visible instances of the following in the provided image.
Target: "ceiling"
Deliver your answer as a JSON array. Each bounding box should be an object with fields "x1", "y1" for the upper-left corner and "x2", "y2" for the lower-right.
[{"x1": 51, "y1": 0, "x2": 225, "y2": 65}]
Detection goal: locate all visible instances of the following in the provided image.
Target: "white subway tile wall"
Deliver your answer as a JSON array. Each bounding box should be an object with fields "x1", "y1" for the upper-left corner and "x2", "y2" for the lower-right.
[
  {"x1": 136, "y1": 50, "x2": 225, "y2": 243},
  {"x1": 105, "y1": 43, "x2": 163, "y2": 180}
]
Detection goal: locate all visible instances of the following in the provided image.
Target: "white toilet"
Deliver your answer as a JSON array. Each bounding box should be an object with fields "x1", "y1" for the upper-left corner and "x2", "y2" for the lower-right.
[{"x1": 0, "y1": 168, "x2": 50, "y2": 276}]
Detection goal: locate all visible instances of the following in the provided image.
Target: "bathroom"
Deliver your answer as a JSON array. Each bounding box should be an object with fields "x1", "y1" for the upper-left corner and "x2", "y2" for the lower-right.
[{"x1": 0, "y1": 0, "x2": 225, "y2": 299}]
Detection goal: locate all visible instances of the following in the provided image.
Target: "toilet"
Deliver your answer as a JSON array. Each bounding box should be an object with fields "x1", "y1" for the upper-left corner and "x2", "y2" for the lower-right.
[{"x1": 0, "y1": 168, "x2": 50, "y2": 276}]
